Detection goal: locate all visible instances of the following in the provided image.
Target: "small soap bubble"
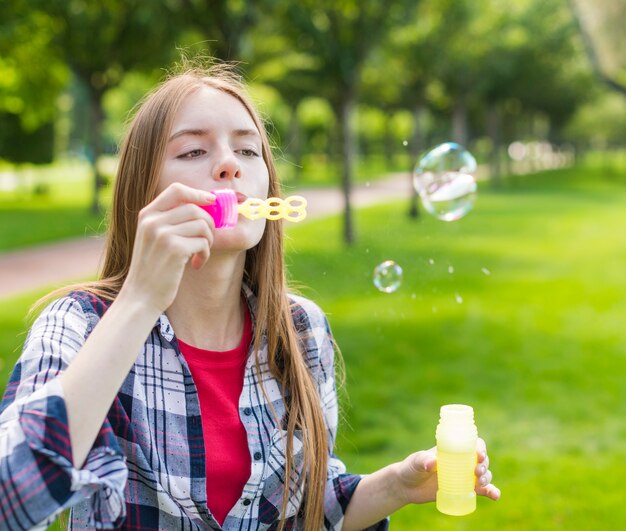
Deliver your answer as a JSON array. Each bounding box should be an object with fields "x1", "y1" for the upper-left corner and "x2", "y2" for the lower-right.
[
  {"x1": 455, "y1": 293, "x2": 463, "y2": 304},
  {"x1": 481, "y1": 267, "x2": 491, "y2": 276},
  {"x1": 411, "y1": 293, "x2": 416, "y2": 300},
  {"x1": 413, "y1": 142, "x2": 477, "y2": 221},
  {"x1": 365, "y1": 181, "x2": 371, "y2": 188},
  {"x1": 448, "y1": 265, "x2": 454, "y2": 274},
  {"x1": 402, "y1": 140, "x2": 408, "y2": 147},
  {"x1": 428, "y1": 258, "x2": 435, "y2": 265},
  {"x1": 373, "y1": 260, "x2": 403, "y2": 293}
]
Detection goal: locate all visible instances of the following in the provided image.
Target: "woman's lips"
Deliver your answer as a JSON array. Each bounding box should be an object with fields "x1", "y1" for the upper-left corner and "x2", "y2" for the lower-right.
[{"x1": 208, "y1": 189, "x2": 248, "y2": 204}]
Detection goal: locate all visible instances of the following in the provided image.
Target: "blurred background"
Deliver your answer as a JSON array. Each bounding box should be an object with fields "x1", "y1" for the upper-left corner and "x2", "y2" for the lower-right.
[{"x1": 1, "y1": 0, "x2": 626, "y2": 529}]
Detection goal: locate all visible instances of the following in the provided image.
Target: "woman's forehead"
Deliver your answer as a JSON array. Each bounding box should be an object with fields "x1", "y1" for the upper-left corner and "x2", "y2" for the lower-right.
[{"x1": 173, "y1": 85, "x2": 258, "y2": 131}]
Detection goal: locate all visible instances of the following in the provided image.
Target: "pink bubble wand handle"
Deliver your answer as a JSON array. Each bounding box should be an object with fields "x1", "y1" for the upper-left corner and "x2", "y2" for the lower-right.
[
  {"x1": 200, "y1": 189, "x2": 307, "y2": 229},
  {"x1": 200, "y1": 189, "x2": 239, "y2": 229}
]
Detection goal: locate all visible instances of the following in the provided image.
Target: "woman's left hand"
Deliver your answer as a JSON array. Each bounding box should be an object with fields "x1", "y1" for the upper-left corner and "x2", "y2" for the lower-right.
[{"x1": 395, "y1": 437, "x2": 501, "y2": 505}]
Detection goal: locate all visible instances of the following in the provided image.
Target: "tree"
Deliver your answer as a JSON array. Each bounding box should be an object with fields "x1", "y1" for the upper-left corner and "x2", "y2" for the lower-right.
[
  {"x1": 268, "y1": 0, "x2": 414, "y2": 244},
  {"x1": 0, "y1": 2, "x2": 67, "y2": 166},
  {"x1": 568, "y1": 0, "x2": 626, "y2": 96},
  {"x1": 361, "y1": 0, "x2": 453, "y2": 216},
  {"x1": 3, "y1": 0, "x2": 183, "y2": 213},
  {"x1": 175, "y1": 0, "x2": 261, "y2": 62}
]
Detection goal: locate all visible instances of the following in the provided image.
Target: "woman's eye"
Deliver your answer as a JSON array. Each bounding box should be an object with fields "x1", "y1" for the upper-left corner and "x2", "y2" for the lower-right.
[
  {"x1": 178, "y1": 149, "x2": 204, "y2": 159},
  {"x1": 239, "y1": 148, "x2": 259, "y2": 157}
]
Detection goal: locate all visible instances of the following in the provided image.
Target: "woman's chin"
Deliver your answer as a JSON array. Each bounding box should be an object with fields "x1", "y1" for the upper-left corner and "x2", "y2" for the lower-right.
[{"x1": 212, "y1": 223, "x2": 266, "y2": 253}]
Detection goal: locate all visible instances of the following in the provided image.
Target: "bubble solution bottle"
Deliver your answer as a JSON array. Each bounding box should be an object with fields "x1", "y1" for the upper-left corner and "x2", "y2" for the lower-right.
[{"x1": 435, "y1": 404, "x2": 478, "y2": 516}]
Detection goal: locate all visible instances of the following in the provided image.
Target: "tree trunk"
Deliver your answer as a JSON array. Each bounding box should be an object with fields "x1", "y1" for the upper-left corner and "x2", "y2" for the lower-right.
[
  {"x1": 383, "y1": 111, "x2": 394, "y2": 168},
  {"x1": 487, "y1": 102, "x2": 501, "y2": 187},
  {"x1": 408, "y1": 101, "x2": 424, "y2": 219},
  {"x1": 452, "y1": 100, "x2": 469, "y2": 147},
  {"x1": 287, "y1": 106, "x2": 302, "y2": 184},
  {"x1": 336, "y1": 96, "x2": 356, "y2": 245},
  {"x1": 87, "y1": 89, "x2": 105, "y2": 215}
]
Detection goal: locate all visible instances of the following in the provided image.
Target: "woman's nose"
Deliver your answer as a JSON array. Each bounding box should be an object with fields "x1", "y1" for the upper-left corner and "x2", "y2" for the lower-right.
[{"x1": 212, "y1": 152, "x2": 241, "y2": 181}]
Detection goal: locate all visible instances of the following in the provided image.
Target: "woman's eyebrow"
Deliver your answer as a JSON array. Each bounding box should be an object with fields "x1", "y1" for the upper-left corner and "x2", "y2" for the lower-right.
[
  {"x1": 169, "y1": 128, "x2": 209, "y2": 142},
  {"x1": 233, "y1": 128, "x2": 260, "y2": 139},
  {"x1": 168, "y1": 128, "x2": 259, "y2": 142}
]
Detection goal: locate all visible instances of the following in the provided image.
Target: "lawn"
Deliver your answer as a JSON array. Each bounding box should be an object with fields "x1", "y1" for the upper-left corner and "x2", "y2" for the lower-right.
[
  {"x1": 1, "y1": 165, "x2": 625, "y2": 529},
  {"x1": 0, "y1": 159, "x2": 110, "y2": 251},
  {"x1": 285, "y1": 166, "x2": 626, "y2": 529}
]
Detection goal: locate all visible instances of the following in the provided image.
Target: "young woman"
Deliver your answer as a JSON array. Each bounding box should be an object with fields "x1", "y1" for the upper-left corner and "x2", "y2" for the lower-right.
[{"x1": 0, "y1": 65, "x2": 499, "y2": 530}]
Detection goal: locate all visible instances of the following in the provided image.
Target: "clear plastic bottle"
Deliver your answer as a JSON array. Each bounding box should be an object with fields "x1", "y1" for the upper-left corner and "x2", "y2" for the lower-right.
[{"x1": 435, "y1": 404, "x2": 478, "y2": 516}]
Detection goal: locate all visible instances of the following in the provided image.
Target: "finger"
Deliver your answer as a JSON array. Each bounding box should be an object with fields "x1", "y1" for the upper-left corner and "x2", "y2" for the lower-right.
[
  {"x1": 191, "y1": 249, "x2": 209, "y2": 269},
  {"x1": 180, "y1": 236, "x2": 211, "y2": 269},
  {"x1": 423, "y1": 454, "x2": 437, "y2": 473},
  {"x1": 151, "y1": 183, "x2": 215, "y2": 212},
  {"x1": 475, "y1": 454, "x2": 490, "y2": 476},
  {"x1": 477, "y1": 469, "x2": 492, "y2": 488},
  {"x1": 476, "y1": 438, "x2": 487, "y2": 462},
  {"x1": 154, "y1": 203, "x2": 216, "y2": 229},
  {"x1": 138, "y1": 205, "x2": 215, "y2": 247},
  {"x1": 410, "y1": 449, "x2": 437, "y2": 473},
  {"x1": 161, "y1": 219, "x2": 214, "y2": 240},
  {"x1": 476, "y1": 482, "x2": 501, "y2": 501}
]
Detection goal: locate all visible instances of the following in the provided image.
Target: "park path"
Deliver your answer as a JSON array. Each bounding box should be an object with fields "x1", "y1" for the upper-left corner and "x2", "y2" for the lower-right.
[{"x1": 0, "y1": 173, "x2": 412, "y2": 300}]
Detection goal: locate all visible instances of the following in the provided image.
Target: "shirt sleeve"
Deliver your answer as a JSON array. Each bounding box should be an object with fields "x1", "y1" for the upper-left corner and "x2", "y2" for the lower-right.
[
  {"x1": 315, "y1": 312, "x2": 389, "y2": 531},
  {"x1": 0, "y1": 296, "x2": 128, "y2": 530}
]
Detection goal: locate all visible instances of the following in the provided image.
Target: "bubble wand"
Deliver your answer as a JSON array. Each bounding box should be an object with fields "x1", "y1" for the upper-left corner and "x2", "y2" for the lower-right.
[{"x1": 201, "y1": 189, "x2": 307, "y2": 228}]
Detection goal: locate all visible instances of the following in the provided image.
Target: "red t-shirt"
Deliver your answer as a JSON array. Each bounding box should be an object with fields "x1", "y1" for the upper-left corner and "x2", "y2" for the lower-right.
[{"x1": 178, "y1": 306, "x2": 252, "y2": 526}]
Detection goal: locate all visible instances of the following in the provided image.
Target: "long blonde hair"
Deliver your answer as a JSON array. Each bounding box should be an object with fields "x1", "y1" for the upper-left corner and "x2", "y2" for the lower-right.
[{"x1": 44, "y1": 64, "x2": 328, "y2": 530}]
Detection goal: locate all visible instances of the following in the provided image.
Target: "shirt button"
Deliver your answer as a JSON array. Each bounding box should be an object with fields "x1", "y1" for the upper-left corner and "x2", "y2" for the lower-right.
[
  {"x1": 242, "y1": 498, "x2": 251, "y2": 506},
  {"x1": 243, "y1": 407, "x2": 252, "y2": 416},
  {"x1": 254, "y1": 451, "x2": 262, "y2": 460}
]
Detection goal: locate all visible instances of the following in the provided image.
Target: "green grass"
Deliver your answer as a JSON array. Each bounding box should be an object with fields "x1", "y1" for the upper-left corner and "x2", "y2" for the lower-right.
[
  {"x1": 284, "y1": 166, "x2": 626, "y2": 529},
  {"x1": 1, "y1": 165, "x2": 626, "y2": 529},
  {"x1": 0, "y1": 292, "x2": 41, "y2": 386},
  {"x1": 0, "y1": 159, "x2": 110, "y2": 251}
]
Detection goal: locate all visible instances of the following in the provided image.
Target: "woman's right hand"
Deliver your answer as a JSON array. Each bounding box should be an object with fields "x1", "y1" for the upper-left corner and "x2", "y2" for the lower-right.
[{"x1": 121, "y1": 183, "x2": 216, "y2": 314}]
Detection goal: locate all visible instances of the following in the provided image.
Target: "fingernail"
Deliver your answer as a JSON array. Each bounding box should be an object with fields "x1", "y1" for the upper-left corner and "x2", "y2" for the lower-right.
[
  {"x1": 480, "y1": 475, "x2": 489, "y2": 486},
  {"x1": 478, "y1": 465, "x2": 486, "y2": 475}
]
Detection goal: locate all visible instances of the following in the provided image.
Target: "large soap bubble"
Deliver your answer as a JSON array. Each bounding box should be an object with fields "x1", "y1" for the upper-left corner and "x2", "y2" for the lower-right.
[{"x1": 413, "y1": 142, "x2": 477, "y2": 221}]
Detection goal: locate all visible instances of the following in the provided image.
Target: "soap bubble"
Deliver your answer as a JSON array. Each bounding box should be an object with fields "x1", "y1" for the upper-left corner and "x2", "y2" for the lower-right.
[
  {"x1": 413, "y1": 142, "x2": 477, "y2": 221},
  {"x1": 373, "y1": 260, "x2": 403, "y2": 293}
]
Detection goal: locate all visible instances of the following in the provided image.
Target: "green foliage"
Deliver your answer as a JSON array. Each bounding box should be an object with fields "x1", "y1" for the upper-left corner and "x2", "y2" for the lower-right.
[
  {"x1": 0, "y1": 114, "x2": 54, "y2": 164},
  {"x1": 0, "y1": 5, "x2": 68, "y2": 131},
  {"x1": 565, "y1": 90, "x2": 626, "y2": 147}
]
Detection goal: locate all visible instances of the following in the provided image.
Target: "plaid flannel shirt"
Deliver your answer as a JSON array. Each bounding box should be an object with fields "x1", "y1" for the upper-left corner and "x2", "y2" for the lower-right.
[{"x1": 0, "y1": 285, "x2": 389, "y2": 530}]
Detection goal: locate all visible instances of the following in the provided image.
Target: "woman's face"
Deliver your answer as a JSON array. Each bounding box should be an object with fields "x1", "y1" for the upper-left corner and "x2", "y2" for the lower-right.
[{"x1": 159, "y1": 86, "x2": 270, "y2": 253}]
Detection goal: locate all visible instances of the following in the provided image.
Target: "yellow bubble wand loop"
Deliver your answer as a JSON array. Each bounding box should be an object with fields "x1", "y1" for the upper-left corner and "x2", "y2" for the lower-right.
[
  {"x1": 238, "y1": 196, "x2": 307, "y2": 223},
  {"x1": 201, "y1": 190, "x2": 308, "y2": 228}
]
